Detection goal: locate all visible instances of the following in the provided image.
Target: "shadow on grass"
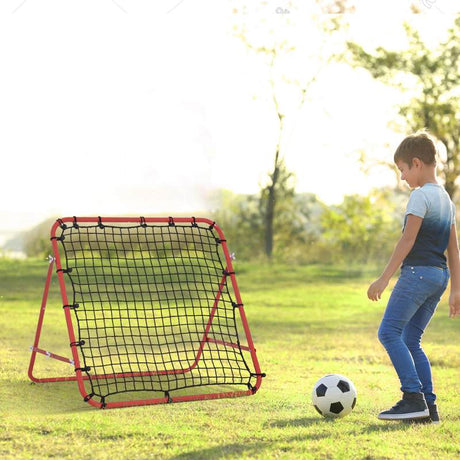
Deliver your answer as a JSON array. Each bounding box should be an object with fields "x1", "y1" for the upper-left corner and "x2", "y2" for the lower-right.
[
  {"x1": 266, "y1": 416, "x2": 324, "y2": 428},
  {"x1": 170, "y1": 432, "x2": 330, "y2": 460},
  {"x1": 170, "y1": 441, "x2": 268, "y2": 460},
  {"x1": 361, "y1": 422, "x2": 413, "y2": 433}
]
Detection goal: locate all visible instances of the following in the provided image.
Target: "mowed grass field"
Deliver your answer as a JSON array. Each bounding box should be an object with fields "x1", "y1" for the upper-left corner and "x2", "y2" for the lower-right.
[{"x1": 0, "y1": 258, "x2": 459, "y2": 459}]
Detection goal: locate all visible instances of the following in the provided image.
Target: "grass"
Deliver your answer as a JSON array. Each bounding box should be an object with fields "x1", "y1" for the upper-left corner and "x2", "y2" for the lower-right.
[{"x1": 0, "y1": 258, "x2": 459, "y2": 459}]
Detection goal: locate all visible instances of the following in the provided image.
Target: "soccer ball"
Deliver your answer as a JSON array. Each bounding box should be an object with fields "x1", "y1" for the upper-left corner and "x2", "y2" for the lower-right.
[{"x1": 312, "y1": 374, "x2": 357, "y2": 418}]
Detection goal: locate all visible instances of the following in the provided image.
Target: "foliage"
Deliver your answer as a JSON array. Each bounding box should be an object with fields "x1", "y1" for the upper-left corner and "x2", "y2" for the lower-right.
[
  {"x1": 211, "y1": 188, "x2": 403, "y2": 265},
  {"x1": 320, "y1": 190, "x2": 403, "y2": 264},
  {"x1": 212, "y1": 189, "x2": 325, "y2": 263},
  {"x1": 347, "y1": 15, "x2": 460, "y2": 198},
  {"x1": 22, "y1": 217, "x2": 58, "y2": 260},
  {"x1": 20, "y1": 188, "x2": 405, "y2": 266},
  {"x1": 211, "y1": 189, "x2": 265, "y2": 261}
]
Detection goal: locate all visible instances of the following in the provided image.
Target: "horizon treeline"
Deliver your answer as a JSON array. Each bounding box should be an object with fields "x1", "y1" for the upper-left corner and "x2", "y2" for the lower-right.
[{"x1": 18, "y1": 186, "x2": 411, "y2": 266}]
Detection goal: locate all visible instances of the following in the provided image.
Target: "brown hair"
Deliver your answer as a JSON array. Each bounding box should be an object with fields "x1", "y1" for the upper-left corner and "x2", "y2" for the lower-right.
[{"x1": 394, "y1": 131, "x2": 437, "y2": 167}]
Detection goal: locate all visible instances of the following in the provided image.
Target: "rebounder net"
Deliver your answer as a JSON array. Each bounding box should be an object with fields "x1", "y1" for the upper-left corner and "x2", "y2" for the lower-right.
[{"x1": 42, "y1": 217, "x2": 263, "y2": 408}]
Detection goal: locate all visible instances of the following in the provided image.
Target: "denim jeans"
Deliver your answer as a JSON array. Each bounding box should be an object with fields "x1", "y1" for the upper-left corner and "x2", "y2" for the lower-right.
[{"x1": 378, "y1": 265, "x2": 449, "y2": 403}]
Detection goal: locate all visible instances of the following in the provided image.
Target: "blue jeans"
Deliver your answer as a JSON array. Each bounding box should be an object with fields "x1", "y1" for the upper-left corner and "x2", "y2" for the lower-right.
[{"x1": 378, "y1": 265, "x2": 449, "y2": 404}]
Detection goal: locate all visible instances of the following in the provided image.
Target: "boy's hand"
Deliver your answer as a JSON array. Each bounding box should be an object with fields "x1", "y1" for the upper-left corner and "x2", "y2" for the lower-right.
[
  {"x1": 449, "y1": 290, "x2": 460, "y2": 318},
  {"x1": 367, "y1": 277, "x2": 389, "y2": 301}
]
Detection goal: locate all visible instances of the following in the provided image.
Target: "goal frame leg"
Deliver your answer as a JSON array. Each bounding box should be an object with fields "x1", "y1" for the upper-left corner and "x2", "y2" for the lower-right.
[
  {"x1": 28, "y1": 257, "x2": 76, "y2": 383},
  {"x1": 27, "y1": 257, "x2": 87, "y2": 384}
]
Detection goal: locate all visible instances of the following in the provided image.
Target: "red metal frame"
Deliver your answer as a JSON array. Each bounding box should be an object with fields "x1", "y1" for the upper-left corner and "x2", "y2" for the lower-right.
[{"x1": 28, "y1": 216, "x2": 264, "y2": 409}]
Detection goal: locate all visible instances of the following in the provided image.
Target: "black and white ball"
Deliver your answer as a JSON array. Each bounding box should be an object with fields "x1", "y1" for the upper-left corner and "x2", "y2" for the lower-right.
[{"x1": 312, "y1": 374, "x2": 357, "y2": 418}]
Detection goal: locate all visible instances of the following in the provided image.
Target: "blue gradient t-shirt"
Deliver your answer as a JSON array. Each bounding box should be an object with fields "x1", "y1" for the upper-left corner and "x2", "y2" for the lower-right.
[{"x1": 403, "y1": 183, "x2": 455, "y2": 268}]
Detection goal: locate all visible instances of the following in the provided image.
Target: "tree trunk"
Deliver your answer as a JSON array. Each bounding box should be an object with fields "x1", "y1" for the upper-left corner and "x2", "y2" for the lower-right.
[
  {"x1": 264, "y1": 152, "x2": 280, "y2": 258},
  {"x1": 264, "y1": 184, "x2": 275, "y2": 258}
]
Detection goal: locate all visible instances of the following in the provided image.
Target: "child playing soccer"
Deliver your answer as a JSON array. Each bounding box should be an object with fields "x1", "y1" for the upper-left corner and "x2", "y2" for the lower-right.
[{"x1": 367, "y1": 131, "x2": 460, "y2": 423}]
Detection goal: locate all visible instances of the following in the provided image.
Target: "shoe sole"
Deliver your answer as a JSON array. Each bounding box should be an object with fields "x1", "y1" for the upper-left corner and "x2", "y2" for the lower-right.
[
  {"x1": 403, "y1": 417, "x2": 441, "y2": 425},
  {"x1": 378, "y1": 409, "x2": 429, "y2": 420}
]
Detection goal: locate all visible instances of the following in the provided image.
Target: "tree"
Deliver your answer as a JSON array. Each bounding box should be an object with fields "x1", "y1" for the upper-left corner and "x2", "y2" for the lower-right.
[
  {"x1": 259, "y1": 44, "x2": 304, "y2": 259},
  {"x1": 347, "y1": 15, "x2": 460, "y2": 198},
  {"x1": 231, "y1": 0, "x2": 353, "y2": 258}
]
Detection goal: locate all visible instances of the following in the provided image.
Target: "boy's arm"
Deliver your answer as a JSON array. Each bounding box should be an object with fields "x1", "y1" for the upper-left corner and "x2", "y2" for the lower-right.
[
  {"x1": 446, "y1": 222, "x2": 460, "y2": 318},
  {"x1": 367, "y1": 214, "x2": 422, "y2": 301}
]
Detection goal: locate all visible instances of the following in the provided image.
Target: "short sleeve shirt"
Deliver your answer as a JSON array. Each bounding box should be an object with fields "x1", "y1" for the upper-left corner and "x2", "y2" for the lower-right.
[{"x1": 403, "y1": 183, "x2": 455, "y2": 268}]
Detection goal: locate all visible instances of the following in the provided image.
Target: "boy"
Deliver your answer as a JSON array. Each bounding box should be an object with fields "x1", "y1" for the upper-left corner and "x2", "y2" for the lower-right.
[{"x1": 367, "y1": 131, "x2": 460, "y2": 423}]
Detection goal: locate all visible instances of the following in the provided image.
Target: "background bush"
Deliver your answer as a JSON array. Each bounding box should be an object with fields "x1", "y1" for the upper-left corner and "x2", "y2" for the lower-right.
[{"x1": 19, "y1": 188, "x2": 408, "y2": 266}]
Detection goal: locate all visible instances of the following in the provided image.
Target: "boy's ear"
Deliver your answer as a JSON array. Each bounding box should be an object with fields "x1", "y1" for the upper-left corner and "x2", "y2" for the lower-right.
[{"x1": 412, "y1": 157, "x2": 422, "y2": 168}]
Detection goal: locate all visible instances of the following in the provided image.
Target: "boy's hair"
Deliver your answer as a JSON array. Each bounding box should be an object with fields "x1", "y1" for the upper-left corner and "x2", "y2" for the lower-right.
[{"x1": 394, "y1": 131, "x2": 437, "y2": 167}]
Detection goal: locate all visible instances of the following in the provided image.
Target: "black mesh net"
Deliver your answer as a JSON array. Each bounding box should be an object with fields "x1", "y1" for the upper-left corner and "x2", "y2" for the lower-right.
[{"x1": 54, "y1": 218, "x2": 257, "y2": 404}]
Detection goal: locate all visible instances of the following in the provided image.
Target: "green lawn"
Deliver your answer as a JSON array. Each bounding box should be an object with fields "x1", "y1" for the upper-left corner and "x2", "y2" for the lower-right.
[{"x1": 0, "y1": 258, "x2": 459, "y2": 459}]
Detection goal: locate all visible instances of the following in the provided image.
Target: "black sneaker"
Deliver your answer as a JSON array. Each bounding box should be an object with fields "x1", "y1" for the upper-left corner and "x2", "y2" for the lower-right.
[
  {"x1": 378, "y1": 392, "x2": 429, "y2": 421},
  {"x1": 406, "y1": 403, "x2": 440, "y2": 424},
  {"x1": 428, "y1": 403, "x2": 440, "y2": 423}
]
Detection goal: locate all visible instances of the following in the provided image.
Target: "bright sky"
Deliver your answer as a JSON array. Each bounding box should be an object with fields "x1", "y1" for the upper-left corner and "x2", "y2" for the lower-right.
[{"x1": 0, "y1": 0, "x2": 459, "y2": 240}]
